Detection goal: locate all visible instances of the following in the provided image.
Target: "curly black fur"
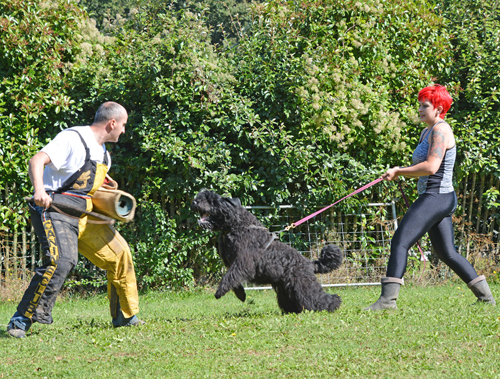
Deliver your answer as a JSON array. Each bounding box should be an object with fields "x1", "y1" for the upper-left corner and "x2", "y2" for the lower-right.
[{"x1": 191, "y1": 189, "x2": 343, "y2": 313}]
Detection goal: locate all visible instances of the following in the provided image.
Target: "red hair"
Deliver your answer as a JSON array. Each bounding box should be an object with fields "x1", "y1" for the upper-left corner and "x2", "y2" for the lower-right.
[{"x1": 418, "y1": 84, "x2": 453, "y2": 119}]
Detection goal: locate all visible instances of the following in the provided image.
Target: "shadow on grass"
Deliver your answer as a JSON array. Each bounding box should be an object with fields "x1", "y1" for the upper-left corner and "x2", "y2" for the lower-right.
[
  {"x1": 70, "y1": 318, "x2": 111, "y2": 330},
  {"x1": 222, "y1": 308, "x2": 281, "y2": 319},
  {"x1": 0, "y1": 328, "x2": 44, "y2": 339}
]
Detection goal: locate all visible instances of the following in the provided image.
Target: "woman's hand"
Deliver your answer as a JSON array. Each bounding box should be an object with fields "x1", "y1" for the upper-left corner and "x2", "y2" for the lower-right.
[{"x1": 381, "y1": 167, "x2": 400, "y2": 181}]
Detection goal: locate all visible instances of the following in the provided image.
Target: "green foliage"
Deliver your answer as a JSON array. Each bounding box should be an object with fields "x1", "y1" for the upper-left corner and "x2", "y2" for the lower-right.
[
  {"x1": 437, "y1": 0, "x2": 500, "y2": 175},
  {"x1": 77, "y1": 0, "x2": 139, "y2": 30},
  {"x1": 189, "y1": 0, "x2": 263, "y2": 46},
  {"x1": 0, "y1": 0, "x2": 84, "y2": 229},
  {"x1": 79, "y1": 0, "x2": 264, "y2": 46},
  {"x1": 434, "y1": 0, "x2": 500, "y2": 216},
  {"x1": 228, "y1": 0, "x2": 459, "y2": 206},
  {"x1": 60, "y1": 3, "x2": 262, "y2": 286},
  {"x1": 2, "y1": 0, "x2": 499, "y2": 288},
  {"x1": 121, "y1": 202, "x2": 220, "y2": 289}
]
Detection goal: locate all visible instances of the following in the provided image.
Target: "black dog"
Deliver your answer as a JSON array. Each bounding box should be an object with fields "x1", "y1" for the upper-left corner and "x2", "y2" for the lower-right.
[{"x1": 191, "y1": 189, "x2": 343, "y2": 313}]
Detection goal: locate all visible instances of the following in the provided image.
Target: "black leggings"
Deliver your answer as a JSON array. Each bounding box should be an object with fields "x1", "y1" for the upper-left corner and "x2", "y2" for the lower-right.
[{"x1": 386, "y1": 191, "x2": 478, "y2": 283}]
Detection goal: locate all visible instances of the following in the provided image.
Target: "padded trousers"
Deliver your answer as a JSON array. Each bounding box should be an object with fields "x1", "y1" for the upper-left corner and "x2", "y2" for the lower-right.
[{"x1": 78, "y1": 221, "x2": 139, "y2": 319}]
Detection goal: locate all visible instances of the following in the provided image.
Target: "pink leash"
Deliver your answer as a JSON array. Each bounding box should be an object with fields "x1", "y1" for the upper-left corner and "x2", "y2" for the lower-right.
[
  {"x1": 280, "y1": 176, "x2": 427, "y2": 279},
  {"x1": 284, "y1": 177, "x2": 384, "y2": 231}
]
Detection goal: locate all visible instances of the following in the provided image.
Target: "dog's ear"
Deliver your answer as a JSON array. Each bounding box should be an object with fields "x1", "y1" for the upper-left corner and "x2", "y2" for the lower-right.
[{"x1": 224, "y1": 197, "x2": 241, "y2": 208}]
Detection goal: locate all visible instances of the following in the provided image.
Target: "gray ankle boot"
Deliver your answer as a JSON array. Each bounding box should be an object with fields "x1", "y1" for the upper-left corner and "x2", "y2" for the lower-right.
[
  {"x1": 364, "y1": 277, "x2": 403, "y2": 311},
  {"x1": 467, "y1": 275, "x2": 496, "y2": 305}
]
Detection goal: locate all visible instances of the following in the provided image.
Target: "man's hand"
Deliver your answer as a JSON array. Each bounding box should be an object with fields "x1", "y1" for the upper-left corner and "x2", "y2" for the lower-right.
[{"x1": 33, "y1": 190, "x2": 52, "y2": 209}]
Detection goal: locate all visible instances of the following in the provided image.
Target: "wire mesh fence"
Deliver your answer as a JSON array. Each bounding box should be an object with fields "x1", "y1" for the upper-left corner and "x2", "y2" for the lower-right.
[
  {"x1": 0, "y1": 227, "x2": 105, "y2": 289},
  {"x1": 242, "y1": 202, "x2": 398, "y2": 289},
  {"x1": 1, "y1": 201, "x2": 498, "y2": 289},
  {"x1": 0, "y1": 226, "x2": 40, "y2": 282},
  {"x1": 243, "y1": 202, "x2": 499, "y2": 289}
]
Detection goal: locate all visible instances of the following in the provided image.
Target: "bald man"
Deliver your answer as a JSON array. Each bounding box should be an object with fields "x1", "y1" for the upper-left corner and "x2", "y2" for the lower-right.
[{"x1": 7, "y1": 102, "x2": 143, "y2": 338}]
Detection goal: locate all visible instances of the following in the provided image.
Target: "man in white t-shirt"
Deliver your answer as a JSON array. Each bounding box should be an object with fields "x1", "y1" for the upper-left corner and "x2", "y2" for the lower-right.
[{"x1": 7, "y1": 102, "x2": 144, "y2": 338}]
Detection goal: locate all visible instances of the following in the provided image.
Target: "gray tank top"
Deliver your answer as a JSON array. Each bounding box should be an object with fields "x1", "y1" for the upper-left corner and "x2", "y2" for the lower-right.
[{"x1": 412, "y1": 121, "x2": 456, "y2": 195}]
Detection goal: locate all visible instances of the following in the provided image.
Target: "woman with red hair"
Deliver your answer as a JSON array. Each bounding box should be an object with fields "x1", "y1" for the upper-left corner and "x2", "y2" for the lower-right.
[{"x1": 365, "y1": 84, "x2": 496, "y2": 310}]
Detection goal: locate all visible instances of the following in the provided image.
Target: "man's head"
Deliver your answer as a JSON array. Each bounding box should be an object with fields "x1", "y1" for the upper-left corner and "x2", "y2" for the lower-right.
[
  {"x1": 94, "y1": 102, "x2": 127, "y2": 124},
  {"x1": 92, "y1": 102, "x2": 128, "y2": 143}
]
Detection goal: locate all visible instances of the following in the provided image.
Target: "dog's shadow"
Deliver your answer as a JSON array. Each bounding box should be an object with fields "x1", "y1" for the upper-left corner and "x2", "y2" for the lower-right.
[{"x1": 222, "y1": 308, "x2": 281, "y2": 319}]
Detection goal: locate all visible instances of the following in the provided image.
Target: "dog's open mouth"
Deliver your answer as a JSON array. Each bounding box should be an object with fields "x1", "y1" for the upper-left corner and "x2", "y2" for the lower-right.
[{"x1": 197, "y1": 211, "x2": 214, "y2": 230}]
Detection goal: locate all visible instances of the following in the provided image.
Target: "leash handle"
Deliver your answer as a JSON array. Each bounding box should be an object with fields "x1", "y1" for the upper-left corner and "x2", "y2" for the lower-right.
[{"x1": 289, "y1": 177, "x2": 384, "y2": 229}]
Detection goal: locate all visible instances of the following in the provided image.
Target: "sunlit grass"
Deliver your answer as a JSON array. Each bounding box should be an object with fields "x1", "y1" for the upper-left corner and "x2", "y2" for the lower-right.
[{"x1": 1, "y1": 282, "x2": 499, "y2": 378}]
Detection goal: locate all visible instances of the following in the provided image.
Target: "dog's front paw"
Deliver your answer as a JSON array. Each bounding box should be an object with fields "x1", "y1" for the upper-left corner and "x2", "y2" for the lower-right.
[{"x1": 233, "y1": 284, "x2": 246, "y2": 302}]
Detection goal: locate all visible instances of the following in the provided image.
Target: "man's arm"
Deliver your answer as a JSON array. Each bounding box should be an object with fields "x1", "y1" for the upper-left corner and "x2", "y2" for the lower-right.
[{"x1": 28, "y1": 151, "x2": 52, "y2": 208}]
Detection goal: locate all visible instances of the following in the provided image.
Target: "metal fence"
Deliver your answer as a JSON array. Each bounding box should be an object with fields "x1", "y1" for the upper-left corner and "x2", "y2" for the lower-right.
[
  {"x1": 1, "y1": 201, "x2": 498, "y2": 288},
  {"x1": 0, "y1": 226, "x2": 104, "y2": 286},
  {"x1": 243, "y1": 202, "x2": 499, "y2": 290},
  {"x1": 242, "y1": 202, "x2": 399, "y2": 289},
  {"x1": 1, "y1": 202, "x2": 401, "y2": 289},
  {"x1": 0, "y1": 225, "x2": 40, "y2": 282}
]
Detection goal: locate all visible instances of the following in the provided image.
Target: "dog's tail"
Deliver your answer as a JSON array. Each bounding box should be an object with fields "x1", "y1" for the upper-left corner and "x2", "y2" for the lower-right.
[{"x1": 313, "y1": 244, "x2": 343, "y2": 274}]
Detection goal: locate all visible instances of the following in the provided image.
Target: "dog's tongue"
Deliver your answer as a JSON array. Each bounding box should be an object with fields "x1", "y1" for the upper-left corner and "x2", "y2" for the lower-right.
[{"x1": 200, "y1": 213, "x2": 209, "y2": 221}]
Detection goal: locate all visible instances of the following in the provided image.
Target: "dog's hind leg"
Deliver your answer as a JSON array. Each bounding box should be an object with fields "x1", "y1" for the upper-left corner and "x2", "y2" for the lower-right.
[
  {"x1": 325, "y1": 293, "x2": 342, "y2": 312},
  {"x1": 274, "y1": 285, "x2": 303, "y2": 314},
  {"x1": 310, "y1": 290, "x2": 342, "y2": 312}
]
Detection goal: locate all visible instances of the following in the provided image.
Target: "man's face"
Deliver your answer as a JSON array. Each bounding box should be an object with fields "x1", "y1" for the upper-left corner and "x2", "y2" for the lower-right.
[{"x1": 110, "y1": 115, "x2": 127, "y2": 142}]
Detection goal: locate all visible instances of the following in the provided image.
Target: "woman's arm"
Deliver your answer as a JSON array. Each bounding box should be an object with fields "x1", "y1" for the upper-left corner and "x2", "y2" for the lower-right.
[{"x1": 382, "y1": 123, "x2": 451, "y2": 181}]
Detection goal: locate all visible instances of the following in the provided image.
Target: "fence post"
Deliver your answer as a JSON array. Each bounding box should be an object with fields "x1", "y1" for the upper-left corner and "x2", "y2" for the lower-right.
[
  {"x1": 391, "y1": 201, "x2": 398, "y2": 230},
  {"x1": 482, "y1": 175, "x2": 494, "y2": 234},
  {"x1": 489, "y1": 179, "x2": 500, "y2": 236},
  {"x1": 22, "y1": 227, "x2": 27, "y2": 281},
  {"x1": 475, "y1": 173, "x2": 485, "y2": 233},
  {"x1": 468, "y1": 173, "x2": 476, "y2": 227},
  {"x1": 13, "y1": 228, "x2": 18, "y2": 279},
  {"x1": 458, "y1": 175, "x2": 468, "y2": 255},
  {"x1": 5, "y1": 233, "x2": 10, "y2": 280}
]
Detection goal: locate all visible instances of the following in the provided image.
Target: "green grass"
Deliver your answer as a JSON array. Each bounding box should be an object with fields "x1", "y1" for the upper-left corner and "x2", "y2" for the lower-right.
[{"x1": 1, "y1": 282, "x2": 499, "y2": 378}]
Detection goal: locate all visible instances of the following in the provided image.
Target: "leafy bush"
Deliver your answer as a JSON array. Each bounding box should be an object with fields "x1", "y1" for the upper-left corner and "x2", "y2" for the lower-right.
[
  {"x1": 229, "y1": 0, "x2": 456, "y2": 204},
  {"x1": 123, "y1": 202, "x2": 218, "y2": 289},
  {"x1": 1, "y1": 0, "x2": 499, "y2": 288},
  {"x1": 438, "y1": 0, "x2": 500, "y2": 177},
  {"x1": 0, "y1": 0, "x2": 85, "y2": 231}
]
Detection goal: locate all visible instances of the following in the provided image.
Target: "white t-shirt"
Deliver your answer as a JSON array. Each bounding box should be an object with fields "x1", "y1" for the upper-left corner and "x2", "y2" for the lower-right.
[{"x1": 41, "y1": 126, "x2": 111, "y2": 191}]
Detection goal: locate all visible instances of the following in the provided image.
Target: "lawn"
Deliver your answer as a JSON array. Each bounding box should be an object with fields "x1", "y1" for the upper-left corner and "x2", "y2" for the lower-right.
[{"x1": 1, "y1": 282, "x2": 499, "y2": 378}]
